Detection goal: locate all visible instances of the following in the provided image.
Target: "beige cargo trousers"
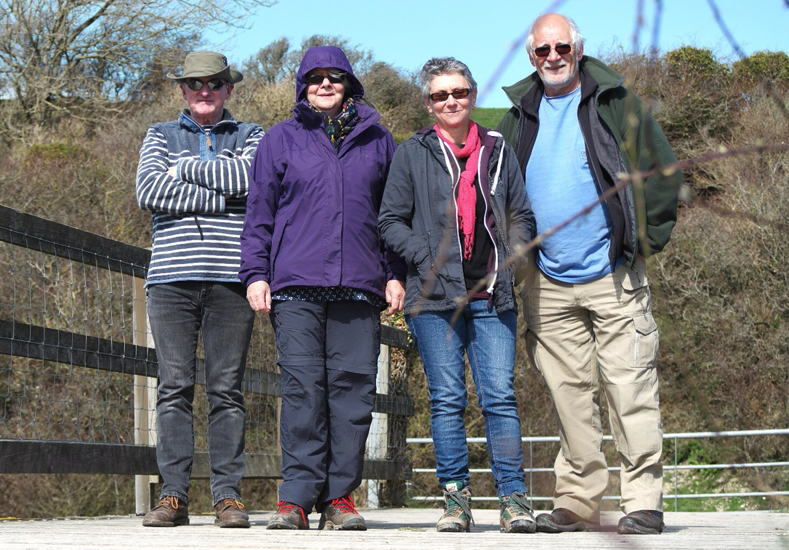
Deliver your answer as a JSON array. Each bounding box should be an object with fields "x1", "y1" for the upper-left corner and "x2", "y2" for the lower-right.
[{"x1": 522, "y1": 257, "x2": 663, "y2": 521}]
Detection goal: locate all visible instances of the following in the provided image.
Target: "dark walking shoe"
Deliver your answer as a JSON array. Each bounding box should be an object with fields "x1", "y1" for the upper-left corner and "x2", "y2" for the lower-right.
[
  {"x1": 214, "y1": 498, "x2": 250, "y2": 528},
  {"x1": 617, "y1": 510, "x2": 664, "y2": 534},
  {"x1": 318, "y1": 495, "x2": 367, "y2": 530},
  {"x1": 536, "y1": 508, "x2": 599, "y2": 533},
  {"x1": 499, "y1": 491, "x2": 536, "y2": 533},
  {"x1": 142, "y1": 496, "x2": 189, "y2": 527},
  {"x1": 267, "y1": 501, "x2": 309, "y2": 530},
  {"x1": 436, "y1": 481, "x2": 474, "y2": 532}
]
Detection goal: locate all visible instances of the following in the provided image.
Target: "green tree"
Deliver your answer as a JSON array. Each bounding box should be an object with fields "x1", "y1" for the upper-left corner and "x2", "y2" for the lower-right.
[{"x1": 732, "y1": 50, "x2": 789, "y2": 90}]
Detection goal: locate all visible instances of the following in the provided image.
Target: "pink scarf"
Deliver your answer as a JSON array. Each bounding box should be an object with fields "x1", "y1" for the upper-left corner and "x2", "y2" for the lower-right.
[{"x1": 434, "y1": 122, "x2": 482, "y2": 260}]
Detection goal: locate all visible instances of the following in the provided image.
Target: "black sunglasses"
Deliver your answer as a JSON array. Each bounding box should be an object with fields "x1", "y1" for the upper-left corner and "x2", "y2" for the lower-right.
[
  {"x1": 183, "y1": 79, "x2": 228, "y2": 91},
  {"x1": 429, "y1": 88, "x2": 472, "y2": 102},
  {"x1": 306, "y1": 72, "x2": 346, "y2": 85},
  {"x1": 533, "y1": 43, "x2": 573, "y2": 58}
]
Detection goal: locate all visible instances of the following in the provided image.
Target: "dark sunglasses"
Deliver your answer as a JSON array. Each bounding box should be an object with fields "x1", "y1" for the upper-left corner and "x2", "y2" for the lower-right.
[
  {"x1": 429, "y1": 88, "x2": 471, "y2": 102},
  {"x1": 533, "y1": 43, "x2": 573, "y2": 57},
  {"x1": 183, "y1": 79, "x2": 228, "y2": 91},
  {"x1": 306, "y1": 72, "x2": 346, "y2": 85}
]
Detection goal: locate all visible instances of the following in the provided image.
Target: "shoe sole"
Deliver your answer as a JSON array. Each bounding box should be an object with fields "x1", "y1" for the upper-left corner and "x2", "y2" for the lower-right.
[
  {"x1": 536, "y1": 519, "x2": 597, "y2": 533},
  {"x1": 266, "y1": 521, "x2": 308, "y2": 530},
  {"x1": 617, "y1": 520, "x2": 664, "y2": 535},
  {"x1": 501, "y1": 519, "x2": 537, "y2": 533},
  {"x1": 436, "y1": 523, "x2": 470, "y2": 532},
  {"x1": 142, "y1": 517, "x2": 189, "y2": 527},
  {"x1": 319, "y1": 519, "x2": 367, "y2": 531},
  {"x1": 215, "y1": 518, "x2": 251, "y2": 528}
]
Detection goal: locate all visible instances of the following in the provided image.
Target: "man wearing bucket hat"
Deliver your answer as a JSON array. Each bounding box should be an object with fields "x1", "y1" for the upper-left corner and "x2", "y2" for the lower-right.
[{"x1": 136, "y1": 50, "x2": 264, "y2": 528}]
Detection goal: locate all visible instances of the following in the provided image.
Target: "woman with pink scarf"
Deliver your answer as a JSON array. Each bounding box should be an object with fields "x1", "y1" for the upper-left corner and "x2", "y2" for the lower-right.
[{"x1": 379, "y1": 57, "x2": 536, "y2": 534}]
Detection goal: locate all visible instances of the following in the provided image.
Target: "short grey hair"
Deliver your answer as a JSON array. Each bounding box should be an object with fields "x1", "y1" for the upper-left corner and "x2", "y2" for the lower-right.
[
  {"x1": 526, "y1": 14, "x2": 585, "y2": 57},
  {"x1": 418, "y1": 57, "x2": 477, "y2": 100}
]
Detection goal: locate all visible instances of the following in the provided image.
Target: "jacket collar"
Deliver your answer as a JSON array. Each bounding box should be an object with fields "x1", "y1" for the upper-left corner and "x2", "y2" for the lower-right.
[{"x1": 179, "y1": 109, "x2": 236, "y2": 131}]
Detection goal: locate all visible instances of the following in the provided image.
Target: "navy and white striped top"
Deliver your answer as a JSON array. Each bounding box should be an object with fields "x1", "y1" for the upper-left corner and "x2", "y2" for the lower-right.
[{"x1": 136, "y1": 109, "x2": 264, "y2": 286}]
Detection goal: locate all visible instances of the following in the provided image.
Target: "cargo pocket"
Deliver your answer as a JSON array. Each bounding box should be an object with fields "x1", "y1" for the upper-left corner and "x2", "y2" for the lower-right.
[{"x1": 632, "y1": 311, "x2": 658, "y2": 368}]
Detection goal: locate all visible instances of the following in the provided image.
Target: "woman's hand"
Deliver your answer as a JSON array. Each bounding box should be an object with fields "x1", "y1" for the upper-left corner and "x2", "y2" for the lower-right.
[
  {"x1": 385, "y1": 279, "x2": 406, "y2": 315},
  {"x1": 246, "y1": 280, "x2": 272, "y2": 313}
]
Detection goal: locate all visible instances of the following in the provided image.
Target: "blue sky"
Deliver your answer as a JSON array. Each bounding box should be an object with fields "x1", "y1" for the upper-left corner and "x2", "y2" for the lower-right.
[{"x1": 208, "y1": 0, "x2": 789, "y2": 108}]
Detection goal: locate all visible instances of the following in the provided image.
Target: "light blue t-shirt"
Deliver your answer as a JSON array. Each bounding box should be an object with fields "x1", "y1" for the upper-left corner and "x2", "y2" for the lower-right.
[{"x1": 525, "y1": 87, "x2": 615, "y2": 283}]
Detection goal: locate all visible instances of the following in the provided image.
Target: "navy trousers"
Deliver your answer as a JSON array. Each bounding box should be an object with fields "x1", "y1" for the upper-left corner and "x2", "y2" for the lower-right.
[{"x1": 270, "y1": 299, "x2": 379, "y2": 512}]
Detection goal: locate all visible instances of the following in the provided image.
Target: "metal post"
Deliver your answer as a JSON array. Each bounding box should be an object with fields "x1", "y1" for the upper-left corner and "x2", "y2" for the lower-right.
[
  {"x1": 366, "y1": 340, "x2": 391, "y2": 508},
  {"x1": 133, "y1": 277, "x2": 158, "y2": 515}
]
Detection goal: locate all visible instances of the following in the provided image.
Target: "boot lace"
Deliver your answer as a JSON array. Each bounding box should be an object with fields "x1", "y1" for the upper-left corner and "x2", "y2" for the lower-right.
[
  {"x1": 444, "y1": 488, "x2": 475, "y2": 526},
  {"x1": 503, "y1": 491, "x2": 533, "y2": 516},
  {"x1": 330, "y1": 495, "x2": 358, "y2": 515},
  {"x1": 159, "y1": 495, "x2": 180, "y2": 510},
  {"x1": 219, "y1": 498, "x2": 245, "y2": 510},
  {"x1": 277, "y1": 500, "x2": 307, "y2": 523}
]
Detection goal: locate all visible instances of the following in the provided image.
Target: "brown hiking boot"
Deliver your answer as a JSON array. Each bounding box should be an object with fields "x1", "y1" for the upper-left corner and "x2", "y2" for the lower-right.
[
  {"x1": 318, "y1": 495, "x2": 366, "y2": 530},
  {"x1": 536, "y1": 508, "x2": 600, "y2": 533},
  {"x1": 267, "y1": 501, "x2": 309, "y2": 530},
  {"x1": 142, "y1": 496, "x2": 189, "y2": 527},
  {"x1": 214, "y1": 498, "x2": 250, "y2": 528},
  {"x1": 436, "y1": 481, "x2": 474, "y2": 532}
]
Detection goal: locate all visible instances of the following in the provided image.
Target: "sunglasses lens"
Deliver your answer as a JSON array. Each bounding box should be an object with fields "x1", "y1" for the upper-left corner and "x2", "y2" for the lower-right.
[
  {"x1": 184, "y1": 79, "x2": 201, "y2": 90},
  {"x1": 430, "y1": 91, "x2": 450, "y2": 102},
  {"x1": 207, "y1": 79, "x2": 226, "y2": 90},
  {"x1": 534, "y1": 44, "x2": 572, "y2": 57},
  {"x1": 306, "y1": 75, "x2": 323, "y2": 84},
  {"x1": 453, "y1": 89, "x2": 470, "y2": 99}
]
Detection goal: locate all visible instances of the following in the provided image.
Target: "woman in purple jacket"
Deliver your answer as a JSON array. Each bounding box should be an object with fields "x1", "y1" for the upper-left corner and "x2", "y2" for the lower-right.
[{"x1": 239, "y1": 46, "x2": 406, "y2": 531}]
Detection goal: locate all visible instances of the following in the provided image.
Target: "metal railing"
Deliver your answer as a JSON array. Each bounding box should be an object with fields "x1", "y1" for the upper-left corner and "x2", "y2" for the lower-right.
[{"x1": 408, "y1": 428, "x2": 789, "y2": 511}]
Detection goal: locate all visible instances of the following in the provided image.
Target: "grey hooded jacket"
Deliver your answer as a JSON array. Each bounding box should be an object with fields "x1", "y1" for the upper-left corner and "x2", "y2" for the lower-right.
[{"x1": 379, "y1": 125, "x2": 535, "y2": 315}]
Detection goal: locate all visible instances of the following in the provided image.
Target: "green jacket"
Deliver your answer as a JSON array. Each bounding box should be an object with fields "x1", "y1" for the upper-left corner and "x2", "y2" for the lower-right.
[{"x1": 497, "y1": 56, "x2": 680, "y2": 265}]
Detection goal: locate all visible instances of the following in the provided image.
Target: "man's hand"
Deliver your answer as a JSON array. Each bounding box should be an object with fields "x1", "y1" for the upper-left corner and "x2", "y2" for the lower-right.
[
  {"x1": 166, "y1": 165, "x2": 178, "y2": 178},
  {"x1": 385, "y1": 279, "x2": 405, "y2": 315},
  {"x1": 246, "y1": 280, "x2": 271, "y2": 313}
]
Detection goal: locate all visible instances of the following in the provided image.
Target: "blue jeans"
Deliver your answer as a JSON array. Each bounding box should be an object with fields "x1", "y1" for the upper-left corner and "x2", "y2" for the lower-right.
[
  {"x1": 147, "y1": 281, "x2": 255, "y2": 506},
  {"x1": 407, "y1": 300, "x2": 526, "y2": 497}
]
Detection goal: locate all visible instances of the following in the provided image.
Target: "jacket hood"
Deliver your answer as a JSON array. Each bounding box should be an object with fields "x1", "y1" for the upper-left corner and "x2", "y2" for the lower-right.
[
  {"x1": 295, "y1": 46, "x2": 364, "y2": 103},
  {"x1": 502, "y1": 56, "x2": 625, "y2": 107}
]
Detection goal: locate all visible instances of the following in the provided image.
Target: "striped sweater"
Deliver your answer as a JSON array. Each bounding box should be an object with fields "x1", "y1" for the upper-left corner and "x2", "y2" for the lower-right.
[{"x1": 136, "y1": 109, "x2": 264, "y2": 286}]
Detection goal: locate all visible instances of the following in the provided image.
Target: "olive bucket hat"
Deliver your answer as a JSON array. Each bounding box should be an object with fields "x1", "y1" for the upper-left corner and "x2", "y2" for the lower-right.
[{"x1": 166, "y1": 51, "x2": 243, "y2": 83}]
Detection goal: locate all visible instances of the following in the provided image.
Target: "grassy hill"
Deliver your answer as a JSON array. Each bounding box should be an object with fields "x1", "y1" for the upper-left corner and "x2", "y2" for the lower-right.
[{"x1": 471, "y1": 107, "x2": 510, "y2": 130}]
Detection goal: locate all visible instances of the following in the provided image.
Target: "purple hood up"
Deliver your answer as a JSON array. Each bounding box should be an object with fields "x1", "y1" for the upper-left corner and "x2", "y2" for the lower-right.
[
  {"x1": 239, "y1": 46, "x2": 406, "y2": 298},
  {"x1": 295, "y1": 46, "x2": 365, "y2": 102}
]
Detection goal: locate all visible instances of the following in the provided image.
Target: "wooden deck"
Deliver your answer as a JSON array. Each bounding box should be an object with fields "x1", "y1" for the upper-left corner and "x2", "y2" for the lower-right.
[{"x1": 2, "y1": 508, "x2": 788, "y2": 549}]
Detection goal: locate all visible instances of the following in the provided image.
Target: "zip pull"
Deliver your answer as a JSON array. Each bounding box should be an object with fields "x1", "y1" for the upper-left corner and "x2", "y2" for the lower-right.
[{"x1": 205, "y1": 130, "x2": 212, "y2": 148}]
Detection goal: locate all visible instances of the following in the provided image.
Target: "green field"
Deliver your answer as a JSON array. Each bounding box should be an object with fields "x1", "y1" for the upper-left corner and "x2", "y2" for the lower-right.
[{"x1": 471, "y1": 107, "x2": 510, "y2": 129}]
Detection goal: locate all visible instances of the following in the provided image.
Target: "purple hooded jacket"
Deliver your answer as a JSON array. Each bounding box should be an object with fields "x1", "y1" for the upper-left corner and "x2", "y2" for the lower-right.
[{"x1": 239, "y1": 46, "x2": 406, "y2": 297}]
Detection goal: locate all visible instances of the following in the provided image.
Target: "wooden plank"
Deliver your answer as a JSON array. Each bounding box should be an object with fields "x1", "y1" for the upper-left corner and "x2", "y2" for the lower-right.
[
  {"x1": 0, "y1": 440, "x2": 158, "y2": 475},
  {"x1": 0, "y1": 511, "x2": 788, "y2": 549},
  {"x1": 0, "y1": 441, "x2": 409, "y2": 481},
  {"x1": 0, "y1": 320, "x2": 158, "y2": 377},
  {"x1": 0, "y1": 204, "x2": 149, "y2": 277}
]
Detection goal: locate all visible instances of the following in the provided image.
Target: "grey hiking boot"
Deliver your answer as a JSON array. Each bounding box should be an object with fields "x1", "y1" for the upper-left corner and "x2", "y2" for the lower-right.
[
  {"x1": 499, "y1": 491, "x2": 536, "y2": 533},
  {"x1": 318, "y1": 495, "x2": 367, "y2": 530},
  {"x1": 436, "y1": 481, "x2": 474, "y2": 532},
  {"x1": 142, "y1": 495, "x2": 189, "y2": 527},
  {"x1": 267, "y1": 501, "x2": 309, "y2": 530},
  {"x1": 214, "y1": 498, "x2": 250, "y2": 528}
]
